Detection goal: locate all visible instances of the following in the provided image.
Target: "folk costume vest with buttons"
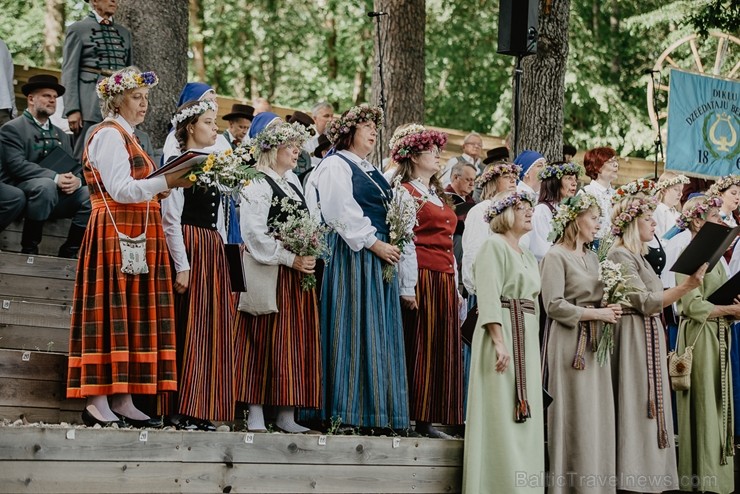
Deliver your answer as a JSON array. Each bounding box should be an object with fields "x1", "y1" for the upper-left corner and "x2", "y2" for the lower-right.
[
  {"x1": 181, "y1": 187, "x2": 221, "y2": 230},
  {"x1": 335, "y1": 154, "x2": 392, "y2": 236},
  {"x1": 402, "y1": 183, "x2": 457, "y2": 274}
]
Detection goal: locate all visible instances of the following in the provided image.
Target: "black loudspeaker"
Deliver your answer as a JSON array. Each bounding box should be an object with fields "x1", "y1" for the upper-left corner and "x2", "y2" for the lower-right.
[{"x1": 497, "y1": 0, "x2": 538, "y2": 56}]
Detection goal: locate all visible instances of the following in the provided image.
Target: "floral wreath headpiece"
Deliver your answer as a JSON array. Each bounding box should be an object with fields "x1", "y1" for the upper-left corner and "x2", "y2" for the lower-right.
[
  {"x1": 537, "y1": 161, "x2": 583, "y2": 181},
  {"x1": 655, "y1": 174, "x2": 689, "y2": 192},
  {"x1": 96, "y1": 70, "x2": 158, "y2": 100},
  {"x1": 251, "y1": 122, "x2": 310, "y2": 158},
  {"x1": 476, "y1": 162, "x2": 523, "y2": 186},
  {"x1": 547, "y1": 193, "x2": 602, "y2": 242},
  {"x1": 483, "y1": 191, "x2": 537, "y2": 223},
  {"x1": 610, "y1": 196, "x2": 658, "y2": 237},
  {"x1": 676, "y1": 196, "x2": 723, "y2": 231},
  {"x1": 389, "y1": 125, "x2": 447, "y2": 162},
  {"x1": 170, "y1": 100, "x2": 218, "y2": 129},
  {"x1": 708, "y1": 175, "x2": 740, "y2": 197},
  {"x1": 325, "y1": 105, "x2": 383, "y2": 144},
  {"x1": 613, "y1": 178, "x2": 657, "y2": 204}
]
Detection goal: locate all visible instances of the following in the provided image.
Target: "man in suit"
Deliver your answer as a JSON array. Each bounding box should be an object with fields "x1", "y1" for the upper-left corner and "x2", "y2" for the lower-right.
[
  {"x1": 0, "y1": 75, "x2": 91, "y2": 257},
  {"x1": 222, "y1": 103, "x2": 254, "y2": 149},
  {"x1": 438, "y1": 131, "x2": 484, "y2": 187},
  {"x1": 62, "y1": 0, "x2": 132, "y2": 160}
]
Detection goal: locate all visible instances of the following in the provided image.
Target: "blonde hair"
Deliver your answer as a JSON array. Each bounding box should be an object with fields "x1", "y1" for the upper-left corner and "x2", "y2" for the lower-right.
[
  {"x1": 656, "y1": 171, "x2": 681, "y2": 202},
  {"x1": 256, "y1": 146, "x2": 279, "y2": 172},
  {"x1": 558, "y1": 205, "x2": 600, "y2": 250},
  {"x1": 489, "y1": 191, "x2": 517, "y2": 234},
  {"x1": 611, "y1": 197, "x2": 648, "y2": 256},
  {"x1": 480, "y1": 180, "x2": 498, "y2": 201},
  {"x1": 682, "y1": 196, "x2": 711, "y2": 234}
]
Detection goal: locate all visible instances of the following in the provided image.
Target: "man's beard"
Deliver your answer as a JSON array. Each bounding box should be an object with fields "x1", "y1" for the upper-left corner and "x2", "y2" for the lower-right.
[{"x1": 34, "y1": 107, "x2": 54, "y2": 120}]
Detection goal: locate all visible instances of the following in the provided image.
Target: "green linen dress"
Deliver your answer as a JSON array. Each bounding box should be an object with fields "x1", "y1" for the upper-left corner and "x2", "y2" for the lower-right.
[
  {"x1": 463, "y1": 233, "x2": 544, "y2": 494},
  {"x1": 675, "y1": 261, "x2": 733, "y2": 494}
]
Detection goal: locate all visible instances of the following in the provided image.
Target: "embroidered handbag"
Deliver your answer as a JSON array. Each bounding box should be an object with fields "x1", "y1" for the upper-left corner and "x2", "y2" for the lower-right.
[
  {"x1": 237, "y1": 249, "x2": 279, "y2": 315},
  {"x1": 666, "y1": 324, "x2": 704, "y2": 391}
]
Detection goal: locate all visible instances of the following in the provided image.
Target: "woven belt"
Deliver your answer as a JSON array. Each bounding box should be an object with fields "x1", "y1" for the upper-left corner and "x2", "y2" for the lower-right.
[
  {"x1": 572, "y1": 305, "x2": 597, "y2": 370},
  {"x1": 716, "y1": 317, "x2": 734, "y2": 464},
  {"x1": 81, "y1": 66, "x2": 114, "y2": 76},
  {"x1": 501, "y1": 297, "x2": 536, "y2": 423}
]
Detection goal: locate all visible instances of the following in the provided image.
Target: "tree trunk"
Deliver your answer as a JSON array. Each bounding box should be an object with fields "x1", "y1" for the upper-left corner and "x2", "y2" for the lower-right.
[
  {"x1": 43, "y1": 0, "x2": 65, "y2": 67},
  {"x1": 609, "y1": 1, "x2": 620, "y2": 75},
  {"x1": 189, "y1": 0, "x2": 206, "y2": 82},
  {"x1": 116, "y1": 1, "x2": 189, "y2": 148},
  {"x1": 370, "y1": 0, "x2": 426, "y2": 162},
  {"x1": 353, "y1": 27, "x2": 372, "y2": 105},
  {"x1": 517, "y1": 0, "x2": 570, "y2": 161}
]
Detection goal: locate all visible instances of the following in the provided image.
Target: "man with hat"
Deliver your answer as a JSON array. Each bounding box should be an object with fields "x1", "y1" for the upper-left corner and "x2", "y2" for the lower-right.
[
  {"x1": 223, "y1": 103, "x2": 254, "y2": 149},
  {"x1": 62, "y1": 0, "x2": 132, "y2": 161},
  {"x1": 439, "y1": 131, "x2": 484, "y2": 187},
  {"x1": 286, "y1": 111, "x2": 317, "y2": 180},
  {"x1": 0, "y1": 75, "x2": 91, "y2": 257}
]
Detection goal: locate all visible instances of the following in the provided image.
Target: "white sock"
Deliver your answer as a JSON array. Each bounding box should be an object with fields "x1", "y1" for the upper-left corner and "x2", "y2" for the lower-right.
[
  {"x1": 247, "y1": 404, "x2": 266, "y2": 431},
  {"x1": 275, "y1": 406, "x2": 309, "y2": 433}
]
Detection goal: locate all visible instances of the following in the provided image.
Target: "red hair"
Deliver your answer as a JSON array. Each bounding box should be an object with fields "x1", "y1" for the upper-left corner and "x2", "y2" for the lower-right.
[{"x1": 583, "y1": 147, "x2": 616, "y2": 180}]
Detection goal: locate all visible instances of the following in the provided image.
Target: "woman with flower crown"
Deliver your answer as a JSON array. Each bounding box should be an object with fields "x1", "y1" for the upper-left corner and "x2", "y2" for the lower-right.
[
  {"x1": 159, "y1": 100, "x2": 237, "y2": 430},
  {"x1": 462, "y1": 190, "x2": 543, "y2": 493},
  {"x1": 304, "y1": 105, "x2": 410, "y2": 432},
  {"x1": 528, "y1": 161, "x2": 581, "y2": 262},
  {"x1": 606, "y1": 196, "x2": 706, "y2": 492},
  {"x1": 67, "y1": 67, "x2": 195, "y2": 428},
  {"x1": 671, "y1": 195, "x2": 740, "y2": 494},
  {"x1": 390, "y1": 124, "x2": 464, "y2": 438},
  {"x1": 539, "y1": 193, "x2": 622, "y2": 494},
  {"x1": 708, "y1": 176, "x2": 740, "y2": 265},
  {"x1": 234, "y1": 122, "x2": 322, "y2": 434},
  {"x1": 653, "y1": 172, "x2": 690, "y2": 239}
]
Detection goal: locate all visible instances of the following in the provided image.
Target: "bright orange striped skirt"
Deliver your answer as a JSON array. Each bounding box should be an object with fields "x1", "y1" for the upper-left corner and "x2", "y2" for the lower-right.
[
  {"x1": 234, "y1": 265, "x2": 321, "y2": 408},
  {"x1": 401, "y1": 268, "x2": 464, "y2": 424}
]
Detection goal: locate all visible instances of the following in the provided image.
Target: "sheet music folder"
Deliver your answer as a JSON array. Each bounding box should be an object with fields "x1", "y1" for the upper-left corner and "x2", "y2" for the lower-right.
[
  {"x1": 707, "y1": 271, "x2": 740, "y2": 306},
  {"x1": 670, "y1": 222, "x2": 740, "y2": 276},
  {"x1": 146, "y1": 149, "x2": 210, "y2": 178},
  {"x1": 38, "y1": 146, "x2": 81, "y2": 175}
]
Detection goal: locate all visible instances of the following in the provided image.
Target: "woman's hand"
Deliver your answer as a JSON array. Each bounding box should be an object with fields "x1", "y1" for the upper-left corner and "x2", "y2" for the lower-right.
[
  {"x1": 368, "y1": 240, "x2": 401, "y2": 265},
  {"x1": 292, "y1": 255, "x2": 316, "y2": 274},
  {"x1": 173, "y1": 270, "x2": 190, "y2": 294},
  {"x1": 727, "y1": 297, "x2": 740, "y2": 319},
  {"x1": 486, "y1": 323, "x2": 510, "y2": 373},
  {"x1": 400, "y1": 295, "x2": 418, "y2": 310},
  {"x1": 164, "y1": 171, "x2": 196, "y2": 189},
  {"x1": 683, "y1": 262, "x2": 709, "y2": 291},
  {"x1": 598, "y1": 304, "x2": 623, "y2": 324},
  {"x1": 157, "y1": 189, "x2": 172, "y2": 200}
]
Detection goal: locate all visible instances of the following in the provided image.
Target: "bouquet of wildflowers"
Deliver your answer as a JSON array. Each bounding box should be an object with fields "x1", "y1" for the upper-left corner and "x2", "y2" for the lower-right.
[
  {"x1": 188, "y1": 145, "x2": 260, "y2": 198},
  {"x1": 268, "y1": 196, "x2": 331, "y2": 290},
  {"x1": 596, "y1": 259, "x2": 640, "y2": 365},
  {"x1": 383, "y1": 176, "x2": 426, "y2": 282}
]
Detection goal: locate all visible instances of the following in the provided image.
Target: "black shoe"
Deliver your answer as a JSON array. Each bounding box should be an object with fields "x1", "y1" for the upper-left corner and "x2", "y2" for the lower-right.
[
  {"x1": 81, "y1": 408, "x2": 125, "y2": 428},
  {"x1": 114, "y1": 412, "x2": 163, "y2": 429},
  {"x1": 20, "y1": 246, "x2": 39, "y2": 255},
  {"x1": 165, "y1": 414, "x2": 215, "y2": 431},
  {"x1": 57, "y1": 243, "x2": 79, "y2": 259},
  {"x1": 21, "y1": 220, "x2": 43, "y2": 255}
]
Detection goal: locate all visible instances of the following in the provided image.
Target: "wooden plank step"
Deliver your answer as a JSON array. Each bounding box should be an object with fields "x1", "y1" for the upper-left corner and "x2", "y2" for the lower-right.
[
  {"x1": 0, "y1": 299, "x2": 72, "y2": 329},
  {"x1": 0, "y1": 251, "x2": 77, "y2": 281},
  {"x1": 0, "y1": 273, "x2": 74, "y2": 303},
  {"x1": 0, "y1": 325, "x2": 69, "y2": 353},
  {"x1": 0, "y1": 219, "x2": 71, "y2": 258},
  {"x1": 0, "y1": 406, "x2": 80, "y2": 424},
  {"x1": 0, "y1": 377, "x2": 82, "y2": 411}
]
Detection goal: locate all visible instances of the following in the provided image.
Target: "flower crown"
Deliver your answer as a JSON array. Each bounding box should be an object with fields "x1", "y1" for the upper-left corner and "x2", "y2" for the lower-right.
[
  {"x1": 252, "y1": 122, "x2": 310, "y2": 158},
  {"x1": 170, "y1": 100, "x2": 217, "y2": 129},
  {"x1": 610, "y1": 196, "x2": 658, "y2": 237},
  {"x1": 613, "y1": 178, "x2": 657, "y2": 203},
  {"x1": 96, "y1": 70, "x2": 158, "y2": 99},
  {"x1": 476, "y1": 162, "x2": 523, "y2": 186},
  {"x1": 655, "y1": 174, "x2": 689, "y2": 192},
  {"x1": 325, "y1": 105, "x2": 383, "y2": 144},
  {"x1": 708, "y1": 175, "x2": 740, "y2": 197},
  {"x1": 389, "y1": 125, "x2": 447, "y2": 162},
  {"x1": 547, "y1": 193, "x2": 602, "y2": 242},
  {"x1": 483, "y1": 191, "x2": 537, "y2": 223},
  {"x1": 537, "y1": 162, "x2": 583, "y2": 181},
  {"x1": 676, "y1": 196, "x2": 723, "y2": 230}
]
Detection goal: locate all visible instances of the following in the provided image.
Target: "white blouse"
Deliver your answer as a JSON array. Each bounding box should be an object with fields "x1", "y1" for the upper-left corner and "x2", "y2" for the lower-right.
[
  {"x1": 162, "y1": 130, "x2": 231, "y2": 163},
  {"x1": 529, "y1": 203, "x2": 555, "y2": 262},
  {"x1": 461, "y1": 199, "x2": 492, "y2": 294},
  {"x1": 86, "y1": 115, "x2": 168, "y2": 203},
  {"x1": 581, "y1": 180, "x2": 614, "y2": 239},
  {"x1": 654, "y1": 202, "x2": 680, "y2": 239}
]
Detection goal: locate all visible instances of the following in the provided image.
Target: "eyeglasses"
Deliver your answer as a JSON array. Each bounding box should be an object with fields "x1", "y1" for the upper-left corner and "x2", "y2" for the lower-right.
[
  {"x1": 464, "y1": 142, "x2": 483, "y2": 148},
  {"x1": 419, "y1": 150, "x2": 441, "y2": 157}
]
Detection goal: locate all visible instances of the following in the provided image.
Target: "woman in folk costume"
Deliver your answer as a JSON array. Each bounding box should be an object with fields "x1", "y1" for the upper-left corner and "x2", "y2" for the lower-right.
[
  {"x1": 160, "y1": 100, "x2": 237, "y2": 430},
  {"x1": 673, "y1": 195, "x2": 740, "y2": 494},
  {"x1": 653, "y1": 172, "x2": 690, "y2": 239},
  {"x1": 67, "y1": 67, "x2": 193, "y2": 427},
  {"x1": 304, "y1": 105, "x2": 410, "y2": 431},
  {"x1": 391, "y1": 124, "x2": 464, "y2": 438},
  {"x1": 606, "y1": 195, "x2": 705, "y2": 493},
  {"x1": 234, "y1": 122, "x2": 321, "y2": 434},
  {"x1": 540, "y1": 194, "x2": 622, "y2": 494},
  {"x1": 462, "y1": 191, "x2": 544, "y2": 494},
  {"x1": 580, "y1": 146, "x2": 619, "y2": 241}
]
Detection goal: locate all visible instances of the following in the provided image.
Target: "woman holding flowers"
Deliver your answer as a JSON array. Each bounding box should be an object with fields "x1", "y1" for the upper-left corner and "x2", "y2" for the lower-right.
[
  {"x1": 673, "y1": 195, "x2": 740, "y2": 494},
  {"x1": 67, "y1": 67, "x2": 194, "y2": 428},
  {"x1": 462, "y1": 191, "x2": 544, "y2": 494},
  {"x1": 391, "y1": 124, "x2": 464, "y2": 438},
  {"x1": 529, "y1": 161, "x2": 581, "y2": 262},
  {"x1": 540, "y1": 194, "x2": 622, "y2": 494},
  {"x1": 235, "y1": 122, "x2": 322, "y2": 434},
  {"x1": 160, "y1": 100, "x2": 237, "y2": 430},
  {"x1": 607, "y1": 196, "x2": 706, "y2": 492},
  {"x1": 304, "y1": 105, "x2": 409, "y2": 432}
]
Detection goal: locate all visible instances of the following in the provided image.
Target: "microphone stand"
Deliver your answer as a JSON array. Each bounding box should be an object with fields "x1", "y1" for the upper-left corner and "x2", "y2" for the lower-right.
[
  {"x1": 650, "y1": 71, "x2": 664, "y2": 179},
  {"x1": 373, "y1": 13, "x2": 387, "y2": 164}
]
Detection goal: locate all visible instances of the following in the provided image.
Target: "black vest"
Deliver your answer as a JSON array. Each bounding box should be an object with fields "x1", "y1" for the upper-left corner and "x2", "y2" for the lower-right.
[
  {"x1": 263, "y1": 175, "x2": 306, "y2": 228},
  {"x1": 181, "y1": 185, "x2": 221, "y2": 230}
]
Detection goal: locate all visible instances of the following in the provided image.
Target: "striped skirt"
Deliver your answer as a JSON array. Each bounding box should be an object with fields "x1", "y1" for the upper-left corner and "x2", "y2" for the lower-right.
[
  {"x1": 402, "y1": 269, "x2": 464, "y2": 424},
  {"x1": 169, "y1": 224, "x2": 237, "y2": 421},
  {"x1": 67, "y1": 201, "x2": 177, "y2": 398},
  {"x1": 233, "y1": 265, "x2": 321, "y2": 407},
  {"x1": 317, "y1": 232, "x2": 410, "y2": 429}
]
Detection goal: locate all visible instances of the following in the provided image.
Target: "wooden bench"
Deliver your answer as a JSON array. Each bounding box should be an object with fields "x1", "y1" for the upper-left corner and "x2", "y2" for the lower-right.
[{"x1": 0, "y1": 218, "x2": 72, "y2": 258}]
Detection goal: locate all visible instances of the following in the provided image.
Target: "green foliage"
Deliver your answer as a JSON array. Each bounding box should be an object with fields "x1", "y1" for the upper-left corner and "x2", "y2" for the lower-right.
[{"x1": 687, "y1": 0, "x2": 740, "y2": 36}]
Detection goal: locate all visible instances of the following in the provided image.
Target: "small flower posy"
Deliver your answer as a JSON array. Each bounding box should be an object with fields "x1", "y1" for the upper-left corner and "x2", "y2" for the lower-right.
[
  {"x1": 483, "y1": 191, "x2": 537, "y2": 223},
  {"x1": 655, "y1": 174, "x2": 690, "y2": 192},
  {"x1": 389, "y1": 126, "x2": 447, "y2": 162},
  {"x1": 547, "y1": 193, "x2": 602, "y2": 242},
  {"x1": 475, "y1": 162, "x2": 523, "y2": 186},
  {"x1": 537, "y1": 162, "x2": 583, "y2": 181},
  {"x1": 325, "y1": 105, "x2": 384, "y2": 144},
  {"x1": 251, "y1": 122, "x2": 310, "y2": 159},
  {"x1": 189, "y1": 146, "x2": 261, "y2": 198},
  {"x1": 96, "y1": 70, "x2": 158, "y2": 99},
  {"x1": 612, "y1": 178, "x2": 656, "y2": 203},
  {"x1": 171, "y1": 100, "x2": 218, "y2": 129},
  {"x1": 676, "y1": 196, "x2": 723, "y2": 230},
  {"x1": 610, "y1": 196, "x2": 658, "y2": 236},
  {"x1": 708, "y1": 175, "x2": 740, "y2": 197}
]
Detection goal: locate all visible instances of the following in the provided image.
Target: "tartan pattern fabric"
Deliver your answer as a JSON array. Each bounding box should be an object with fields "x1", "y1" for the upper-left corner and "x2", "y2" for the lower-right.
[{"x1": 67, "y1": 121, "x2": 177, "y2": 398}]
